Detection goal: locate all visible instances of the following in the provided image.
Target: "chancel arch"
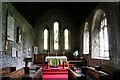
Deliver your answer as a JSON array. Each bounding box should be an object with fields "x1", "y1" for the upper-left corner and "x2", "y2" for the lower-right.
[
  {"x1": 91, "y1": 9, "x2": 109, "y2": 60},
  {"x1": 36, "y1": 8, "x2": 77, "y2": 54}
]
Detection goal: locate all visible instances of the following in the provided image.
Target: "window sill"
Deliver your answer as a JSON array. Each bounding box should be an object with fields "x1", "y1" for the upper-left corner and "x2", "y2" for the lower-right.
[{"x1": 92, "y1": 57, "x2": 110, "y2": 60}]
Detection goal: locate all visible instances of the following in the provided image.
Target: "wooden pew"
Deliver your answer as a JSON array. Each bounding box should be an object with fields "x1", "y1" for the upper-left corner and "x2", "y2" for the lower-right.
[
  {"x1": 95, "y1": 65, "x2": 120, "y2": 80},
  {"x1": 68, "y1": 68, "x2": 86, "y2": 80},
  {"x1": 33, "y1": 61, "x2": 48, "y2": 69},
  {"x1": 68, "y1": 59, "x2": 86, "y2": 67},
  {"x1": 0, "y1": 67, "x2": 16, "y2": 76},
  {"x1": 31, "y1": 67, "x2": 42, "y2": 80},
  {"x1": 63, "y1": 60, "x2": 86, "y2": 69},
  {"x1": 81, "y1": 66, "x2": 110, "y2": 80},
  {"x1": 23, "y1": 58, "x2": 32, "y2": 67},
  {"x1": 23, "y1": 59, "x2": 48, "y2": 69},
  {"x1": 1, "y1": 67, "x2": 31, "y2": 80}
]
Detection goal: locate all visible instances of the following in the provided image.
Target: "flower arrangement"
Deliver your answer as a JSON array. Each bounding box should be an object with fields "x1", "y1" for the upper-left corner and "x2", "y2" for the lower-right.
[{"x1": 73, "y1": 50, "x2": 79, "y2": 59}]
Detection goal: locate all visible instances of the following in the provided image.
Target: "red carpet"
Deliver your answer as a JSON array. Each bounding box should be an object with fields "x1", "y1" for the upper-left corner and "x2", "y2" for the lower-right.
[{"x1": 42, "y1": 67, "x2": 68, "y2": 80}]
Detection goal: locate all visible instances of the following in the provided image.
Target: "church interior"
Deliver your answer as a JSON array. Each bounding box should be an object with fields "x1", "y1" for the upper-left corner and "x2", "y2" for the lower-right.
[{"x1": 0, "y1": 2, "x2": 120, "y2": 80}]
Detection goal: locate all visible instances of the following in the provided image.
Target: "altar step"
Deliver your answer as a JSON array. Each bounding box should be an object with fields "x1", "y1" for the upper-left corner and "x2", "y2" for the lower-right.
[
  {"x1": 43, "y1": 67, "x2": 68, "y2": 71},
  {"x1": 42, "y1": 69, "x2": 68, "y2": 74},
  {"x1": 42, "y1": 67, "x2": 68, "y2": 80},
  {"x1": 42, "y1": 72, "x2": 68, "y2": 75}
]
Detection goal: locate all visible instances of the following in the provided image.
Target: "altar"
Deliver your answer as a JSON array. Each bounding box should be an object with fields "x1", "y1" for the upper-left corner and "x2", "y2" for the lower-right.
[{"x1": 45, "y1": 56, "x2": 67, "y2": 66}]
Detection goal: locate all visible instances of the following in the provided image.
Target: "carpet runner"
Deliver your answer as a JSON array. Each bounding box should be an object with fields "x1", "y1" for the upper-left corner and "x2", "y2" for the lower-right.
[{"x1": 42, "y1": 67, "x2": 68, "y2": 80}]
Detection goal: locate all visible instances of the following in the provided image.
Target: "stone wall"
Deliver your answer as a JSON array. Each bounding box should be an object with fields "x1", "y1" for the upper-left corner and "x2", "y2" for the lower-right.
[
  {"x1": 117, "y1": 2, "x2": 120, "y2": 69},
  {"x1": 0, "y1": 2, "x2": 36, "y2": 70},
  {"x1": 1, "y1": 2, "x2": 120, "y2": 70},
  {"x1": 0, "y1": 2, "x2": 2, "y2": 52},
  {"x1": 0, "y1": 2, "x2": 2, "y2": 79},
  {"x1": 80, "y1": 2, "x2": 120, "y2": 69}
]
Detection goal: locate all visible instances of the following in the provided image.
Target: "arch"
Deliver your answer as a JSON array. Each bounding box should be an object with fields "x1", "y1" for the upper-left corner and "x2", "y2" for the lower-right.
[
  {"x1": 83, "y1": 22, "x2": 89, "y2": 54},
  {"x1": 64, "y1": 29, "x2": 69, "y2": 50},
  {"x1": 54, "y1": 21, "x2": 59, "y2": 50},
  {"x1": 91, "y1": 9, "x2": 109, "y2": 60},
  {"x1": 35, "y1": 8, "x2": 77, "y2": 53},
  {"x1": 37, "y1": 23, "x2": 50, "y2": 52},
  {"x1": 92, "y1": 9, "x2": 104, "y2": 31},
  {"x1": 44, "y1": 29, "x2": 48, "y2": 50},
  {"x1": 63, "y1": 23, "x2": 72, "y2": 51}
]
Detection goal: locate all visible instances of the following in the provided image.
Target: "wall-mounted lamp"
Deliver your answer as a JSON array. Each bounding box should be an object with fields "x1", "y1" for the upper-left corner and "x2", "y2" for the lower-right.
[
  {"x1": 5, "y1": 40, "x2": 9, "y2": 50},
  {"x1": 28, "y1": 48, "x2": 31, "y2": 52}
]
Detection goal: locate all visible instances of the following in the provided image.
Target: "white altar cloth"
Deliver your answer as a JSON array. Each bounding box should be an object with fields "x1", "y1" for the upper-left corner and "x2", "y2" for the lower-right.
[{"x1": 45, "y1": 56, "x2": 67, "y2": 61}]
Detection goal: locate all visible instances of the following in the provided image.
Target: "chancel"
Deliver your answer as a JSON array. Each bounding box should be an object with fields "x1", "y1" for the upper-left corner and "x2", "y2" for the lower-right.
[
  {"x1": 1, "y1": 2, "x2": 120, "y2": 80},
  {"x1": 45, "y1": 56, "x2": 67, "y2": 66}
]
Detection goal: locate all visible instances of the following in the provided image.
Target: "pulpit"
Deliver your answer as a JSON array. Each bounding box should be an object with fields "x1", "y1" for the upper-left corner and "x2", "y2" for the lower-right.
[{"x1": 45, "y1": 56, "x2": 67, "y2": 67}]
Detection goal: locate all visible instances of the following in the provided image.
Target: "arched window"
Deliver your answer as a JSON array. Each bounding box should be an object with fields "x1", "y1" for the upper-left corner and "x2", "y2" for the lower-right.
[
  {"x1": 64, "y1": 29, "x2": 69, "y2": 50},
  {"x1": 92, "y1": 10, "x2": 109, "y2": 60},
  {"x1": 54, "y1": 22, "x2": 59, "y2": 50},
  {"x1": 83, "y1": 22, "x2": 89, "y2": 54},
  {"x1": 44, "y1": 29, "x2": 48, "y2": 50},
  {"x1": 99, "y1": 14, "x2": 109, "y2": 58}
]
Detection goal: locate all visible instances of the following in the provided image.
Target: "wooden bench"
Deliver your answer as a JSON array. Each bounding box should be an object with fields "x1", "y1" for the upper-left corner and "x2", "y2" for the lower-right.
[
  {"x1": 31, "y1": 67, "x2": 42, "y2": 80},
  {"x1": 33, "y1": 61, "x2": 48, "y2": 69},
  {"x1": 81, "y1": 66, "x2": 110, "y2": 80},
  {"x1": 95, "y1": 65, "x2": 120, "y2": 80},
  {"x1": 68, "y1": 60, "x2": 86, "y2": 67},
  {"x1": 24, "y1": 59, "x2": 48, "y2": 69},
  {"x1": 68, "y1": 68, "x2": 86, "y2": 80},
  {"x1": 0, "y1": 67, "x2": 16, "y2": 76},
  {"x1": 1, "y1": 67, "x2": 31, "y2": 80}
]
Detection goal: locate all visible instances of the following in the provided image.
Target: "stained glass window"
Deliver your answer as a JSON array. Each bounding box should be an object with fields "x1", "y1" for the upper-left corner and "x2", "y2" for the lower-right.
[{"x1": 54, "y1": 22, "x2": 59, "y2": 50}]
